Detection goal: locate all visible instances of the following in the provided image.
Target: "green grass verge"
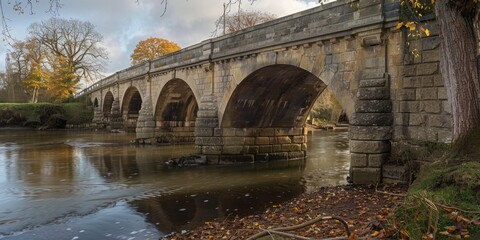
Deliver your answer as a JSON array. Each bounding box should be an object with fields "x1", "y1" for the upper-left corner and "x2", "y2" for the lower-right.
[
  {"x1": 393, "y1": 161, "x2": 480, "y2": 239},
  {"x1": 0, "y1": 102, "x2": 93, "y2": 128}
]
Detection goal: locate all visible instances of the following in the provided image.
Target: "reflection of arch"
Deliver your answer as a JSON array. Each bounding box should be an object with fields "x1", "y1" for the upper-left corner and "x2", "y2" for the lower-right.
[
  {"x1": 222, "y1": 65, "x2": 327, "y2": 128},
  {"x1": 103, "y1": 91, "x2": 114, "y2": 117},
  {"x1": 122, "y1": 87, "x2": 142, "y2": 130},
  {"x1": 154, "y1": 79, "x2": 198, "y2": 128},
  {"x1": 93, "y1": 98, "x2": 99, "y2": 108}
]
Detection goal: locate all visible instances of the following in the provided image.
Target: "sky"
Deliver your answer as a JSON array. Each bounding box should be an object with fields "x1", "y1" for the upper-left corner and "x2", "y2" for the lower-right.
[{"x1": 0, "y1": 0, "x2": 323, "y2": 80}]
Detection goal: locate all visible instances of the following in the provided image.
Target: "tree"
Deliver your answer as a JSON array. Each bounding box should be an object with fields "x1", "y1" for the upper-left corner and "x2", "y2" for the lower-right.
[
  {"x1": 27, "y1": 17, "x2": 108, "y2": 102},
  {"x1": 130, "y1": 37, "x2": 181, "y2": 65},
  {"x1": 215, "y1": 9, "x2": 275, "y2": 35},
  {"x1": 398, "y1": 0, "x2": 480, "y2": 151}
]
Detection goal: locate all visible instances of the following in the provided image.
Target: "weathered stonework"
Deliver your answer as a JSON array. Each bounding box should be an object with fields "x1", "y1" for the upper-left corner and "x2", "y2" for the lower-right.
[{"x1": 82, "y1": 1, "x2": 452, "y2": 184}]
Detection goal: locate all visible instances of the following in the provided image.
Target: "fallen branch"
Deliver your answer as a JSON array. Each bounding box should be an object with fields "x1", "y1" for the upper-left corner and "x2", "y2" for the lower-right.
[{"x1": 247, "y1": 215, "x2": 351, "y2": 240}]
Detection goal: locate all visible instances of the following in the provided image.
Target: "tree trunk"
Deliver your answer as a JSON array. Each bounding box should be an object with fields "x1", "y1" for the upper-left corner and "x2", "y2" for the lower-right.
[{"x1": 435, "y1": 0, "x2": 480, "y2": 149}]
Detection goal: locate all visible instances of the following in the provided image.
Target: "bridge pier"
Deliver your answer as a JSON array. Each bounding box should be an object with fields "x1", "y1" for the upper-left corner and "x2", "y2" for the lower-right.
[
  {"x1": 136, "y1": 96, "x2": 156, "y2": 139},
  {"x1": 109, "y1": 98, "x2": 123, "y2": 130},
  {"x1": 92, "y1": 106, "x2": 104, "y2": 128}
]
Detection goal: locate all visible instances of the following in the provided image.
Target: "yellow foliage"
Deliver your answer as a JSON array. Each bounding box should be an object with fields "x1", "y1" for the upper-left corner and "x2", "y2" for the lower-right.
[{"x1": 130, "y1": 37, "x2": 181, "y2": 65}]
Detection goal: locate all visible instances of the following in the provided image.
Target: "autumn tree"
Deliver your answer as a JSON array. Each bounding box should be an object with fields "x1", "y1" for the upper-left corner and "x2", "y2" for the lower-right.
[
  {"x1": 26, "y1": 17, "x2": 108, "y2": 102},
  {"x1": 130, "y1": 37, "x2": 181, "y2": 65},
  {"x1": 398, "y1": 0, "x2": 480, "y2": 151},
  {"x1": 215, "y1": 9, "x2": 275, "y2": 35}
]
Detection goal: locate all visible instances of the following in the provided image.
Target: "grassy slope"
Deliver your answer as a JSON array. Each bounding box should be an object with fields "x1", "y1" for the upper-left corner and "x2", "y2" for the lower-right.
[{"x1": 0, "y1": 102, "x2": 93, "y2": 127}]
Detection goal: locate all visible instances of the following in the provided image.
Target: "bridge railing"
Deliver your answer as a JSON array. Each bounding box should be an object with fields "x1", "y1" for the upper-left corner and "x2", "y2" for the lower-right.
[{"x1": 78, "y1": 0, "x2": 399, "y2": 97}]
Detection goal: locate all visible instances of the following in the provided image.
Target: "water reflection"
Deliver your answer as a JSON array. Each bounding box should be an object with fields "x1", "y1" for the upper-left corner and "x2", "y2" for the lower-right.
[{"x1": 0, "y1": 129, "x2": 349, "y2": 239}]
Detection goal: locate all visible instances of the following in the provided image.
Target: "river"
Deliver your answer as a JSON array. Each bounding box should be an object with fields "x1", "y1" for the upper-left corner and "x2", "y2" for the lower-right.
[{"x1": 0, "y1": 129, "x2": 349, "y2": 239}]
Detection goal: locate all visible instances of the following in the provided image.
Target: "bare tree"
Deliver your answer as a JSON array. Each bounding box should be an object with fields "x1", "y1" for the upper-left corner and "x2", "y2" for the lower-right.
[
  {"x1": 215, "y1": 9, "x2": 275, "y2": 35},
  {"x1": 28, "y1": 17, "x2": 108, "y2": 83}
]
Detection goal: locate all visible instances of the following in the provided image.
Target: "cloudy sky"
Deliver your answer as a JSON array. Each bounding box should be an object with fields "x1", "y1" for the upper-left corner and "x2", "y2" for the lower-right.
[{"x1": 0, "y1": 0, "x2": 322, "y2": 79}]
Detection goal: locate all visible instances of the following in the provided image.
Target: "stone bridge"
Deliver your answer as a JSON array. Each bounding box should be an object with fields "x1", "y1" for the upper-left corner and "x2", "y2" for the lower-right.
[{"x1": 81, "y1": 0, "x2": 453, "y2": 184}]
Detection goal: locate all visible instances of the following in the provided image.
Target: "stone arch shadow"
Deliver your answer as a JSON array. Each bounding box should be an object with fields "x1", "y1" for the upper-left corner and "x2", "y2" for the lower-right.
[
  {"x1": 122, "y1": 86, "x2": 143, "y2": 131},
  {"x1": 220, "y1": 64, "x2": 353, "y2": 128},
  {"x1": 154, "y1": 78, "x2": 199, "y2": 143}
]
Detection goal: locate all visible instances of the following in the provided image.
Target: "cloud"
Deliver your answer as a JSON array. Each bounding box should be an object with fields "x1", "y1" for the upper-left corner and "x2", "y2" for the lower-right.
[{"x1": 0, "y1": 0, "x2": 320, "y2": 78}]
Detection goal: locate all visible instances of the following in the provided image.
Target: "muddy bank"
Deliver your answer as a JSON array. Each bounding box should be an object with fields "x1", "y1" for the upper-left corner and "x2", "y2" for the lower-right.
[{"x1": 169, "y1": 184, "x2": 407, "y2": 239}]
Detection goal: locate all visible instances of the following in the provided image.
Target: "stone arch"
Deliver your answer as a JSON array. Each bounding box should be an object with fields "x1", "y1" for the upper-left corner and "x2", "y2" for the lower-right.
[
  {"x1": 122, "y1": 86, "x2": 143, "y2": 131},
  {"x1": 221, "y1": 64, "x2": 328, "y2": 128},
  {"x1": 103, "y1": 91, "x2": 114, "y2": 118},
  {"x1": 154, "y1": 78, "x2": 198, "y2": 143}
]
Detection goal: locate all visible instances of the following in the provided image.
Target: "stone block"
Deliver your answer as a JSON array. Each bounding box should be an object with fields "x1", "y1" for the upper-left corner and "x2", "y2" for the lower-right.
[
  {"x1": 422, "y1": 36, "x2": 440, "y2": 50},
  {"x1": 362, "y1": 69, "x2": 385, "y2": 79},
  {"x1": 259, "y1": 128, "x2": 275, "y2": 136},
  {"x1": 359, "y1": 78, "x2": 386, "y2": 88},
  {"x1": 195, "y1": 127, "x2": 214, "y2": 137},
  {"x1": 358, "y1": 87, "x2": 390, "y2": 100},
  {"x1": 275, "y1": 128, "x2": 302, "y2": 136},
  {"x1": 196, "y1": 137, "x2": 223, "y2": 146},
  {"x1": 368, "y1": 153, "x2": 389, "y2": 167},
  {"x1": 437, "y1": 87, "x2": 448, "y2": 100},
  {"x1": 223, "y1": 128, "x2": 236, "y2": 136},
  {"x1": 223, "y1": 137, "x2": 245, "y2": 146},
  {"x1": 403, "y1": 65, "x2": 416, "y2": 77},
  {"x1": 422, "y1": 50, "x2": 440, "y2": 63},
  {"x1": 417, "y1": 63, "x2": 438, "y2": 75},
  {"x1": 443, "y1": 100, "x2": 452, "y2": 114},
  {"x1": 223, "y1": 146, "x2": 244, "y2": 154},
  {"x1": 355, "y1": 100, "x2": 392, "y2": 113},
  {"x1": 416, "y1": 88, "x2": 437, "y2": 100},
  {"x1": 350, "y1": 112, "x2": 393, "y2": 126},
  {"x1": 236, "y1": 128, "x2": 259, "y2": 137},
  {"x1": 202, "y1": 146, "x2": 222, "y2": 154},
  {"x1": 292, "y1": 136, "x2": 305, "y2": 143},
  {"x1": 269, "y1": 152, "x2": 289, "y2": 161},
  {"x1": 427, "y1": 114, "x2": 452, "y2": 128},
  {"x1": 269, "y1": 137, "x2": 278, "y2": 144},
  {"x1": 243, "y1": 146, "x2": 259, "y2": 154},
  {"x1": 364, "y1": 57, "x2": 386, "y2": 69},
  {"x1": 434, "y1": 74, "x2": 444, "y2": 87},
  {"x1": 351, "y1": 167, "x2": 381, "y2": 184},
  {"x1": 245, "y1": 137, "x2": 255, "y2": 145},
  {"x1": 409, "y1": 113, "x2": 425, "y2": 126},
  {"x1": 421, "y1": 76, "x2": 434, "y2": 87},
  {"x1": 349, "y1": 126, "x2": 392, "y2": 140},
  {"x1": 382, "y1": 164, "x2": 406, "y2": 180},
  {"x1": 397, "y1": 89, "x2": 416, "y2": 101},
  {"x1": 272, "y1": 145, "x2": 282, "y2": 152},
  {"x1": 350, "y1": 140, "x2": 391, "y2": 154},
  {"x1": 259, "y1": 145, "x2": 273, "y2": 153},
  {"x1": 351, "y1": 153, "x2": 368, "y2": 167},
  {"x1": 399, "y1": 101, "x2": 419, "y2": 113},
  {"x1": 214, "y1": 128, "x2": 222, "y2": 136},
  {"x1": 256, "y1": 137, "x2": 270, "y2": 145},
  {"x1": 277, "y1": 136, "x2": 292, "y2": 144},
  {"x1": 421, "y1": 101, "x2": 442, "y2": 113},
  {"x1": 195, "y1": 118, "x2": 218, "y2": 127},
  {"x1": 288, "y1": 151, "x2": 305, "y2": 160},
  {"x1": 197, "y1": 110, "x2": 218, "y2": 118},
  {"x1": 282, "y1": 144, "x2": 302, "y2": 152}
]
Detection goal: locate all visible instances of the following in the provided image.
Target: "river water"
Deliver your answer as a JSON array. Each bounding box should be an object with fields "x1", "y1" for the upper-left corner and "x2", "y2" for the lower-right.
[{"x1": 0, "y1": 129, "x2": 349, "y2": 239}]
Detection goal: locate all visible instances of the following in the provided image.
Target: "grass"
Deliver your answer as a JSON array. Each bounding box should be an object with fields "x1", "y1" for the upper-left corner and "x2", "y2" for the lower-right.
[{"x1": 393, "y1": 161, "x2": 480, "y2": 239}]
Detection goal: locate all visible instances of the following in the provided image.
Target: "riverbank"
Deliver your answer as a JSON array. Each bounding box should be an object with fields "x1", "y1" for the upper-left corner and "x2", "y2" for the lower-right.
[
  {"x1": 0, "y1": 101, "x2": 93, "y2": 129},
  {"x1": 169, "y1": 184, "x2": 408, "y2": 239}
]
